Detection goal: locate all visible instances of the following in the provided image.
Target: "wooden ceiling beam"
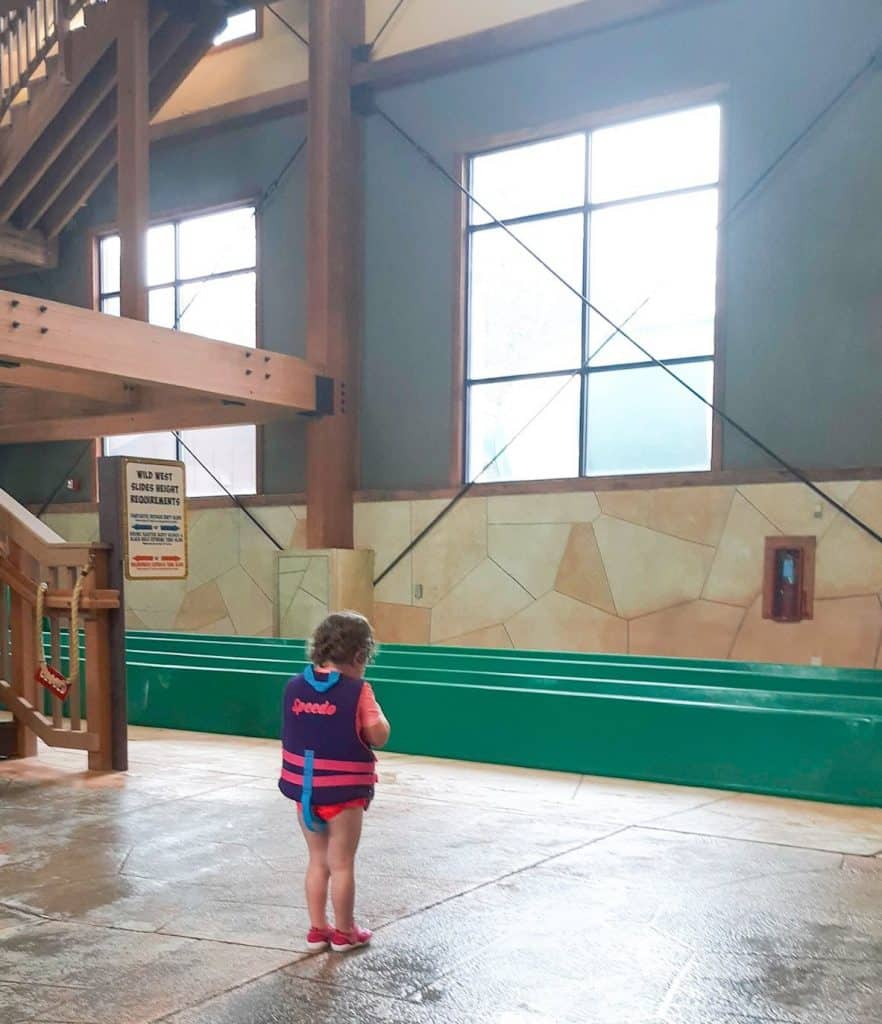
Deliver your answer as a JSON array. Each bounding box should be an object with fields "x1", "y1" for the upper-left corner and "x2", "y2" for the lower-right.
[
  {"x1": 0, "y1": 362, "x2": 134, "y2": 403},
  {"x1": 0, "y1": 222, "x2": 56, "y2": 269},
  {"x1": 0, "y1": 397, "x2": 294, "y2": 444},
  {"x1": 0, "y1": 291, "x2": 320, "y2": 411}
]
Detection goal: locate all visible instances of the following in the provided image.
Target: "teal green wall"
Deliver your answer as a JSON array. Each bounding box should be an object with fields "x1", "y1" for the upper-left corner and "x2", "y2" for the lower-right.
[{"x1": 3, "y1": 0, "x2": 882, "y2": 502}]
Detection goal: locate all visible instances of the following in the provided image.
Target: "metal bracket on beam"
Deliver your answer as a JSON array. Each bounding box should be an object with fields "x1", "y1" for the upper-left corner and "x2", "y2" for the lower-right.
[
  {"x1": 351, "y1": 83, "x2": 376, "y2": 117},
  {"x1": 298, "y1": 375, "x2": 335, "y2": 418},
  {"x1": 352, "y1": 43, "x2": 373, "y2": 63}
]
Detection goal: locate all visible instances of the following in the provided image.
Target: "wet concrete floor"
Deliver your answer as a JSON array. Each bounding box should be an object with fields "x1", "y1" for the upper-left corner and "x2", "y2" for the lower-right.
[{"x1": 2, "y1": 726, "x2": 882, "y2": 1023}]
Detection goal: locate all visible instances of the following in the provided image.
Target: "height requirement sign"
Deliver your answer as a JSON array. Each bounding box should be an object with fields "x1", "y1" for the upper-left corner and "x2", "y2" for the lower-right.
[{"x1": 122, "y1": 459, "x2": 188, "y2": 580}]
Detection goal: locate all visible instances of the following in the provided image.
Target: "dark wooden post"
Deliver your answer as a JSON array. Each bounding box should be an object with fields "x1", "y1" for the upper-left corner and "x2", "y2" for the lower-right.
[
  {"x1": 97, "y1": 457, "x2": 128, "y2": 771},
  {"x1": 116, "y1": 0, "x2": 149, "y2": 322},
  {"x1": 305, "y1": 0, "x2": 364, "y2": 550}
]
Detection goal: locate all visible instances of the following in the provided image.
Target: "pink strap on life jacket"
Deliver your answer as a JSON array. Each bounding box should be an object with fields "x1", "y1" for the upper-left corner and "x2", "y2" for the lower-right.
[
  {"x1": 283, "y1": 750, "x2": 375, "y2": 774},
  {"x1": 281, "y1": 768, "x2": 378, "y2": 788}
]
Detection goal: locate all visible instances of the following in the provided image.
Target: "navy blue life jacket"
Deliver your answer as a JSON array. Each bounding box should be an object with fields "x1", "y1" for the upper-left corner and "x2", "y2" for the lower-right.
[{"x1": 278, "y1": 666, "x2": 377, "y2": 828}]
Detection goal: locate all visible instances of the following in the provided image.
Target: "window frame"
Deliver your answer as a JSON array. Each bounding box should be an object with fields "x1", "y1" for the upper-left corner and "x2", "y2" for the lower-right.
[
  {"x1": 90, "y1": 196, "x2": 263, "y2": 502},
  {"x1": 454, "y1": 89, "x2": 728, "y2": 490},
  {"x1": 210, "y1": 6, "x2": 263, "y2": 54}
]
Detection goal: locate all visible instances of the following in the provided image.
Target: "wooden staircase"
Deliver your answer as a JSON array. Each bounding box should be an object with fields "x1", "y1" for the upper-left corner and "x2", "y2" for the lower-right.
[
  {"x1": 0, "y1": 0, "x2": 235, "y2": 275},
  {"x1": 0, "y1": 485, "x2": 121, "y2": 769}
]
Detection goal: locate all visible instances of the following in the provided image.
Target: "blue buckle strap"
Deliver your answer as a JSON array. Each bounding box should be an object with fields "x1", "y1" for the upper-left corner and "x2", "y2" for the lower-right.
[
  {"x1": 302, "y1": 749, "x2": 326, "y2": 833},
  {"x1": 304, "y1": 664, "x2": 341, "y2": 692}
]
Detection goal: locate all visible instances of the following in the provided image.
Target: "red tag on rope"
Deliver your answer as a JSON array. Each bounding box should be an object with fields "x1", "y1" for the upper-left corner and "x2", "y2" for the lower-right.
[{"x1": 35, "y1": 665, "x2": 70, "y2": 701}]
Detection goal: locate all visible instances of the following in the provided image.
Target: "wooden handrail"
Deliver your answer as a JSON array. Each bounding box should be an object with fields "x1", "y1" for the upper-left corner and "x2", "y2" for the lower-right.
[{"x1": 0, "y1": 488, "x2": 96, "y2": 565}]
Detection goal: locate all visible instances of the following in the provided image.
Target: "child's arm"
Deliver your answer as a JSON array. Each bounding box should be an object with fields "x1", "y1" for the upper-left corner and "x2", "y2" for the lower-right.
[{"x1": 358, "y1": 683, "x2": 391, "y2": 748}]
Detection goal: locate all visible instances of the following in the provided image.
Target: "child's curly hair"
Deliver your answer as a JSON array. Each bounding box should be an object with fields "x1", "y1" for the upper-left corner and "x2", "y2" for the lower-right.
[{"x1": 309, "y1": 611, "x2": 376, "y2": 668}]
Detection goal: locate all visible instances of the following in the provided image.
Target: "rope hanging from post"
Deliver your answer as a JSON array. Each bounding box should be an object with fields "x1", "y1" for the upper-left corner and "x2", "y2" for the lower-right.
[{"x1": 34, "y1": 564, "x2": 90, "y2": 702}]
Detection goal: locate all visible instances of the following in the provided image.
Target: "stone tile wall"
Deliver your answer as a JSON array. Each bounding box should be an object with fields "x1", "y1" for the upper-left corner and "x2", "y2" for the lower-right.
[{"x1": 43, "y1": 480, "x2": 882, "y2": 667}]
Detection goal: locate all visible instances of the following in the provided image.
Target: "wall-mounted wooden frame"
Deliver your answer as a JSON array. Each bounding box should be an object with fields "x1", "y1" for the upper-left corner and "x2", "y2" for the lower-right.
[{"x1": 763, "y1": 535, "x2": 816, "y2": 623}]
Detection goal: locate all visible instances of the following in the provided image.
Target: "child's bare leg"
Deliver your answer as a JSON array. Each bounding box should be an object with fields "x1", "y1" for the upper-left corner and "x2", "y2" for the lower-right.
[
  {"x1": 327, "y1": 807, "x2": 364, "y2": 933},
  {"x1": 298, "y1": 811, "x2": 330, "y2": 928}
]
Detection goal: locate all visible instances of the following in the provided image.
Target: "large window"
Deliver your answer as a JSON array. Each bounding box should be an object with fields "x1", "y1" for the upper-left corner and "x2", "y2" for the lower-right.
[
  {"x1": 465, "y1": 104, "x2": 721, "y2": 482},
  {"x1": 98, "y1": 205, "x2": 258, "y2": 498}
]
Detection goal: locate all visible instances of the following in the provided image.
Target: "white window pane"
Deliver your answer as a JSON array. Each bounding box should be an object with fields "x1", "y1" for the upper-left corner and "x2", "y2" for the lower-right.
[
  {"x1": 178, "y1": 272, "x2": 256, "y2": 347},
  {"x1": 180, "y1": 425, "x2": 257, "y2": 497},
  {"x1": 468, "y1": 375, "x2": 580, "y2": 483},
  {"x1": 147, "y1": 223, "x2": 175, "y2": 286},
  {"x1": 588, "y1": 189, "x2": 718, "y2": 366},
  {"x1": 99, "y1": 235, "x2": 120, "y2": 294},
  {"x1": 103, "y1": 433, "x2": 176, "y2": 461},
  {"x1": 149, "y1": 286, "x2": 175, "y2": 329},
  {"x1": 470, "y1": 134, "x2": 586, "y2": 225},
  {"x1": 178, "y1": 207, "x2": 256, "y2": 280},
  {"x1": 214, "y1": 8, "x2": 257, "y2": 46},
  {"x1": 469, "y1": 215, "x2": 583, "y2": 379},
  {"x1": 101, "y1": 296, "x2": 120, "y2": 317},
  {"x1": 590, "y1": 105, "x2": 721, "y2": 204},
  {"x1": 585, "y1": 361, "x2": 713, "y2": 476}
]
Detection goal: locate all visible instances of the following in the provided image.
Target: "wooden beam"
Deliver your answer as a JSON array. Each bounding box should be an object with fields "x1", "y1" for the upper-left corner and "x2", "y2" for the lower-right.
[
  {"x1": 0, "y1": 363, "x2": 133, "y2": 402},
  {"x1": 149, "y1": 0, "x2": 717, "y2": 146},
  {"x1": 0, "y1": 292, "x2": 319, "y2": 411},
  {"x1": 117, "y1": 0, "x2": 150, "y2": 322},
  {"x1": 0, "y1": 397, "x2": 295, "y2": 444},
  {"x1": 305, "y1": 0, "x2": 364, "y2": 550},
  {"x1": 43, "y1": 11, "x2": 225, "y2": 238},
  {"x1": 0, "y1": 388, "x2": 134, "y2": 422},
  {"x1": 0, "y1": 223, "x2": 57, "y2": 269}
]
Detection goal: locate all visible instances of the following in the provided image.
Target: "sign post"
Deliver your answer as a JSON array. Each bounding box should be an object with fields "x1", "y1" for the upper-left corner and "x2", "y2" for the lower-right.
[{"x1": 98, "y1": 456, "x2": 188, "y2": 771}]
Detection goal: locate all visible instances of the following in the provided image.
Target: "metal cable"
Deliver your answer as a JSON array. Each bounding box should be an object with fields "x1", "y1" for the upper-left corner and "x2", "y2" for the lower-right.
[
  {"x1": 369, "y1": 0, "x2": 409, "y2": 51},
  {"x1": 265, "y1": 2, "x2": 309, "y2": 49},
  {"x1": 371, "y1": 91, "x2": 882, "y2": 585}
]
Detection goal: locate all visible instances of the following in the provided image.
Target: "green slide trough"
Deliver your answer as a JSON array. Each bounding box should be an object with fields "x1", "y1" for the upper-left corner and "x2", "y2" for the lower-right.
[{"x1": 43, "y1": 628, "x2": 882, "y2": 807}]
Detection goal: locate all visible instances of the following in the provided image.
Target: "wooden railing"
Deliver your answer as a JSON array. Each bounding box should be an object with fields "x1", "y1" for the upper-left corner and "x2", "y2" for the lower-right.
[
  {"x1": 0, "y1": 0, "x2": 95, "y2": 120},
  {"x1": 0, "y1": 490, "x2": 119, "y2": 769}
]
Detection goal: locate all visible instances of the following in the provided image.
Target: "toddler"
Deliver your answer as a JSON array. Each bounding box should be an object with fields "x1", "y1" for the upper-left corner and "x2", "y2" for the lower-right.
[{"x1": 279, "y1": 611, "x2": 390, "y2": 952}]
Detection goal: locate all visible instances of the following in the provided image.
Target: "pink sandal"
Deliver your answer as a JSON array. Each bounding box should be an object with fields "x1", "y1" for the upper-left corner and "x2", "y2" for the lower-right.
[{"x1": 330, "y1": 926, "x2": 372, "y2": 952}]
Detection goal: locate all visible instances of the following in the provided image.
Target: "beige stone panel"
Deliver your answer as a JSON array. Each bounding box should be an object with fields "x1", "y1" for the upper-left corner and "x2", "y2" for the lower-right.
[
  {"x1": 198, "y1": 616, "x2": 236, "y2": 636},
  {"x1": 488, "y1": 523, "x2": 571, "y2": 598},
  {"x1": 593, "y1": 516, "x2": 715, "y2": 619},
  {"x1": 629, "y1": 600, "x2": 745, "y2": 659},
  {"x1": 217, "y1": 566, "x2": 274, "y2": 637},
  {"x1": 436, "y1": 625, "x2": 514, "y2": 649},
  {"x1": 847, "y1": 481, "x2": 882, "y2": 533},
  {"x1": 412, "y1": 497, "x2": 487, "y2": 607},
  {"x1": 126, "y1": 578, "x2": 187, "y2": 615},
  {"x1": 372, "y1": 603, "x2": 431, "y2": 645},
  {"x1": 430, "y1": 559, "x2": 532, "y2": 642},
  {"x1": 185, "y1": 509, "x2": 240, "y2": 591},
  {"x1": 815, "y1": 515, "x2": 882, "y2": 598},
  {"x1": 125, "y1": 609, "x2": 147, "y2": 631},
  {"x1": 280, "y1": 587, "x2": 327, "y2": 640},
  {"x1": 290, "y1": 517, "x2": 307, "y2": 548},
  {"x1": 239, "y1": 522, "x2": 290, "y2": 604},
  {"x1": 703, "y1": 494, "x2": 778, "y2": 606},
  {"x1": 738, "y1": 481, "x2": 859, "y2": 538},
  {"x1": 355, "y1": 501, "x2": 411, "y2": 605},
  {"x1": 554, "y1": 523, "x2": 616, "y2": 614},
  {"x1": 487, "y1": 491, "x2": 600, "y2": 525},
  {"x1": 599, "y1": 487, "x2": 733, "y2": 546},
  {"x1": 302, "y1": 556, "x2": 330, "y2": 604},
  {"x1": 731, "y1": 595, "x2": 882, "y2": 668},
  {"x1": 132, "y1": 608, "x2": 179, "y2": 631},
  {"x1": 173, "y1": 581, "x2": 229, "y2": 632},
  {"x1": 505, "y1": 591, "x2": 627, "y2": 653},
  {"x1": 238, "y1": 507, "x2": 298, "y2": 601}
]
